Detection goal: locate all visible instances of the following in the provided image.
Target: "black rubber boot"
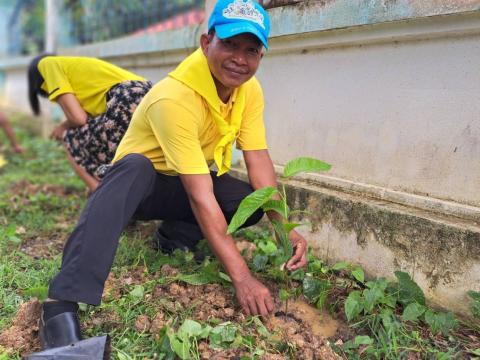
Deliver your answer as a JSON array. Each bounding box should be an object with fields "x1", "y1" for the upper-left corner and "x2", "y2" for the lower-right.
[{"x1": 39, "y1": 311, "x2": 82, "y2": 349}]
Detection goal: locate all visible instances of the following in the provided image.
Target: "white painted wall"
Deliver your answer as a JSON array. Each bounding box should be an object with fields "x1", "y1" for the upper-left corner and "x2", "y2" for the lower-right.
[{"x1": 259, "y1": 30, "x2": 480, "y2": 207}]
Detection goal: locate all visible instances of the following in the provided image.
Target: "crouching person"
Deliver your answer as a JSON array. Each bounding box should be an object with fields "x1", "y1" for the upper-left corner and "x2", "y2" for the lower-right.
[{"x1": 28, "y1": 0, "x2": 308, "y2": 357}]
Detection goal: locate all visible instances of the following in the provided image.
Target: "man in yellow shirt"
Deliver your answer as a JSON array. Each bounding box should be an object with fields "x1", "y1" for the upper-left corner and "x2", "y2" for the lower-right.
[{"x1": 34, "y1": 0, "x2": 308, "y2": 354}]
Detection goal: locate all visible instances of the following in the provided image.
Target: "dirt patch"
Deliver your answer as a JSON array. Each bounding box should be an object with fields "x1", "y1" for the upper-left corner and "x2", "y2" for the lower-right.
[
  {"x1": 0, "y1": 298, "x2": 41, "y2": 355},
  {"x1": 235, "y1": 238, "x2": 257, "y2": 260},
  {"x1": 21, "y1": 232, "x2": 65, "y2": 259},
  {"x1": 280, "y1": 299, "x2": 338, "y2": 338},
  {"x1": 138, "y1": 267, "x2": 343, "y2": 359},
  {"x1": 9, "y1": 180, "x2": 77, "y2": 199}
]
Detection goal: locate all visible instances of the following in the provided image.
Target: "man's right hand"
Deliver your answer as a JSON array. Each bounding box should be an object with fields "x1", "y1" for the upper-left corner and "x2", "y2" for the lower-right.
[{"x1": 233, "y1": 273, "x2": 274, "y2": 317}]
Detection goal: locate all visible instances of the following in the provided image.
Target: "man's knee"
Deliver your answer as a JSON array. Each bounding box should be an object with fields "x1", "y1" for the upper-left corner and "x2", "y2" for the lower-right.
[
  {"x1": 117, "y1": 154, "x2": 154, "y2": 174},
  {"x1": 105, "y1": 154, "x2": 156, "y2": 187}
]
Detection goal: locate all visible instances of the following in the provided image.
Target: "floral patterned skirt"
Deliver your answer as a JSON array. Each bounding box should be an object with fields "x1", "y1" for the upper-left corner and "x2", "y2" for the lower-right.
[{"x1": 64, "y1": 80, "x2": 152, "y2": 177}]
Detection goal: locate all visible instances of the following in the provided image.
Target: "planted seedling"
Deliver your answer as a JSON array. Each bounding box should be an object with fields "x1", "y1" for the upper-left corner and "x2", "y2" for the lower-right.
[{"x1": 228, "y1": 157, "x2": 331, "y2": 314}]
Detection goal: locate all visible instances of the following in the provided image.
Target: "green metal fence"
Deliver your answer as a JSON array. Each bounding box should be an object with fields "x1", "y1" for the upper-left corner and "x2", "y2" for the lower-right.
[{"x1": 6, "y1": 0, "x2": 204, "y2": 55}]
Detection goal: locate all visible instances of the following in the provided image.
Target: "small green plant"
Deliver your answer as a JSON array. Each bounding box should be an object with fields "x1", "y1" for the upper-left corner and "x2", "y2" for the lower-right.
[
  {"x1": 158, "y1": 319, "x2": 238, "y2": 359},
  {"x1": 228, "y1": 157, "x2": 332, "y2": 313},
  {"x1": 468, "y1": 290, "x2": 480, "y2": 318},
  {"x1": 0, "y1": 224, "x2": 21, "y2": 245}
]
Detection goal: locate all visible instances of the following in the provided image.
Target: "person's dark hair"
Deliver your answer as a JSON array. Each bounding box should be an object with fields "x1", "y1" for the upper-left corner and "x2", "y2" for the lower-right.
[{"x1": 28, "y1": 53, "x2": 54, "y2": 116}]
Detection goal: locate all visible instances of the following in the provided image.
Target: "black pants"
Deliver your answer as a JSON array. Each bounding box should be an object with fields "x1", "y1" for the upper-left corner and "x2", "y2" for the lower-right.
[{"x1": 48, "y1": 154, "x2": 263, "y2": 305}]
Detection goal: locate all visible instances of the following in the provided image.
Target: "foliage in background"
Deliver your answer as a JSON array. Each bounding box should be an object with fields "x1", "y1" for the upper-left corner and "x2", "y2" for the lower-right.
[{"x1": 5, "y1": 0, "x2": 202, "y2": 55}]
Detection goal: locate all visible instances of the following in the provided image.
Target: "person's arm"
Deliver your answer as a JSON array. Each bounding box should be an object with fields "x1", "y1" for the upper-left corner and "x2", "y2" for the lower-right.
[
  {"x1": 56, "y1": 93, "x2": 88, "y2": 127},
  {"x1": 180, "y1": 173, "x2": 274, "y2": 317},
  {"x1": 50, "y1": 94, "x2": 88, "y2": 141},
  {"x1": 243, "y1": 149, "x2": 308, "y2": 270},
  {"x1": 0, "y1": 112, "x2": 23, "y2": 153}
]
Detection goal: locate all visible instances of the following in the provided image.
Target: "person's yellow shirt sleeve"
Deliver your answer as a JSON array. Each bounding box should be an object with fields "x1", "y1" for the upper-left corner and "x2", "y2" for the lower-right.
[
  {"x1": 236, "y1": 78, "x2": 268, "y2": 151},
  {"x1": 38, "y1": 57, "x2": 74, "y2": 101},
  {"x1": 146, "y1": 99, "x2": 210, "y2": 174}
]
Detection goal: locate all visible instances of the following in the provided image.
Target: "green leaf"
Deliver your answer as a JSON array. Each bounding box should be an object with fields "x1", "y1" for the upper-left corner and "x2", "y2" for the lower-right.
[
  {"x1": 345, "y1": 291, "x2": 363, "y2": 322},
  {"x1": 218, "y1": 272, "x2": 232, "y2": 283},
  {"x1": 424, "y1": 310, "x2": 458, "y2": 336},
  {"x1": 129, "y1": 285, "x2": 144, "y2": 299},
  {"x1": 380, "y1": 308, "x2": 399, "y2": 332},
  {"x1": 290, "y1": 269, "x2": 306, "y2": 281},
  {"x1": 303, "y1": 277, "x2": 331, "y2": 303},
  {"x1": 199, "y1": 325, "x2": 213, "y2": 339},
  {"x1": 8, "y1": 235, "x2": 22, "y2": 244},
  {"x1": 176, "y1": 273, "x2": 215, "y2": 286},
  {"x1": 178, "y1": 319, "x2": 203, "y2": 339},
  {"x1": 354, "y1": 335, "x2": 373, "y2": 345},
  {"x1": 168, "y1": 334, "x2": 190, "y2": 360},
  {"x1": 252, "y1": 254, "x2": 268, "y2": 271},
  {"x1": 351, "y1": 267, "x2": 365, "y2": 283},
  {"x1": 395, "y1": 271, "x2": 425, "y2": 306},
  {"x1": 23, "y1": 286, "x2": 48, "y2": 301},
  {"x1": 316, "y1": 290, "x2": 329, "y2": 310},
  {"x1": 117, "y1": 352, "x2": 131, "y2": 360},
  {"x1": 467, "y1": 290, "x2": 480, "y2": 318},
  {"x1": 279, "y1": 288, "x2": 290, "y2": 301},
  {"x1": 5, "y1": 223, "x2": 16, "y2": 237},
  {"x1": 283, "y1": 222, "x2": 302, "y2": 234},
  {"x1": 283, "y1": 157, "x2": 331, "y2": 178},
  {"x1": 258, "y1": 240, "x2": 277, "y2": 255},
  {"x1": 228, "y1": 187, "x2": 278, "y2": 234},
  {"x1": 363, "y1": 286, "x2": 385, "y2": 313},
  {"x1": 402, "y1": 302, "x2": 426, "y2": 322},
  {"x1": 332, "y1": 262, "x2": 349, "y2": 271},
  {"x1": 262, "y1": 199, "x2": 289, "y2": 219},
  {"x1": 469, "y1": 349, "x2": 480, "y2": 356},
  {"x1": 209, "y1": 323, "x2": 237, "y2": 348},
  {"x1": 272, "y1": 220, "x2": 293, "y2": 260},
  {"x1": 252, "y1": 317, "x2": 270, "y2": 338}
]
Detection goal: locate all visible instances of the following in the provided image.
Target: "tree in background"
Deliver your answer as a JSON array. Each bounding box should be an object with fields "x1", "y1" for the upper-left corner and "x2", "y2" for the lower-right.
[
  {"x1": 4, "y1": 0, "x2": 201, "y2": 55},
  {"x1": 62, "y1": 0, "x2": 201, "y2": 45}
]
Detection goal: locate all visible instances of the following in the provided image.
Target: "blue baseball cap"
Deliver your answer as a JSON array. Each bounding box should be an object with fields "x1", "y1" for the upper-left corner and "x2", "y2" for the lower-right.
[{"x1": 208, "y1": 0, "x2": 270, "y2": 49}]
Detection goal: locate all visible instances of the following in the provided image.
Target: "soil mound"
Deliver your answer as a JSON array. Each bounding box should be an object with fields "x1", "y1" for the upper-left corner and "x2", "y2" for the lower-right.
[{"x1": 0, "y1": 298, "x2": 41, "y2": 355}]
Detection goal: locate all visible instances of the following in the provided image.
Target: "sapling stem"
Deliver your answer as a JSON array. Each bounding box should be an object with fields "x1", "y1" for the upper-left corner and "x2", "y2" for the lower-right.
[
  {"x1": 285, "y1": 275, "x2": 290, "y2": 315},
  {"x1": 281, "y1": 184, "x2": 288, "y2": 219}
]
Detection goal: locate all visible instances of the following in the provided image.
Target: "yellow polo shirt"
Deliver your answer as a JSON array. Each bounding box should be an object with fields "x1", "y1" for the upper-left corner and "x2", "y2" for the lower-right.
[
  {"x1": 38, "y1": 56, "x2": 145, "y2": 116},
  {"x1": 112, "y1": 76, "x2": 267, "y2": 175}
]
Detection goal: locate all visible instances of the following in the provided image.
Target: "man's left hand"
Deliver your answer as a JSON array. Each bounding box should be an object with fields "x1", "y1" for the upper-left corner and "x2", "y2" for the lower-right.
[{"x1": 286, "y1": 230, "x2": 308, "y2": 271}]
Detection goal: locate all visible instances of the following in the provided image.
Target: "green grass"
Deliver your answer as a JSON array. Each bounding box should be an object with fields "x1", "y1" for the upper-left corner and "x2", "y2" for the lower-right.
[{"x1": 0, "y1": 120, "x2": 479, "y2": 359}]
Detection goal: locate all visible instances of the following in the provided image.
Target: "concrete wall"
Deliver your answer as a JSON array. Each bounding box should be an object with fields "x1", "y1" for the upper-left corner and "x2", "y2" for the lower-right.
[
  {"x1": 261, "y1": 14, "x2": 480, "y2": 211},
  {"x1": 1, "y1": 0, "x2": 479, "y2": 313}
]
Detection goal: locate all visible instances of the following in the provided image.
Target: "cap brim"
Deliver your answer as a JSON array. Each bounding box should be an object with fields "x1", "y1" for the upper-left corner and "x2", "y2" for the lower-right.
[{"x1": 215, "y1": 22, "x2": 269, "y2": 49}]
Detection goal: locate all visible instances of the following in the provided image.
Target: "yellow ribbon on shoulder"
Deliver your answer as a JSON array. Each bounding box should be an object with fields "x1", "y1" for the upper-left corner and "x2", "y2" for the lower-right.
[{"x1": 169, "y1": 48, "x2": 246, "y2": 176}]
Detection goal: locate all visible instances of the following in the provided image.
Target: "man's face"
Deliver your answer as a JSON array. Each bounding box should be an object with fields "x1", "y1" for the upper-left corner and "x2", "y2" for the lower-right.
[{"x1": 201, "y1": 32, "x2": 264, "y2": 95}]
